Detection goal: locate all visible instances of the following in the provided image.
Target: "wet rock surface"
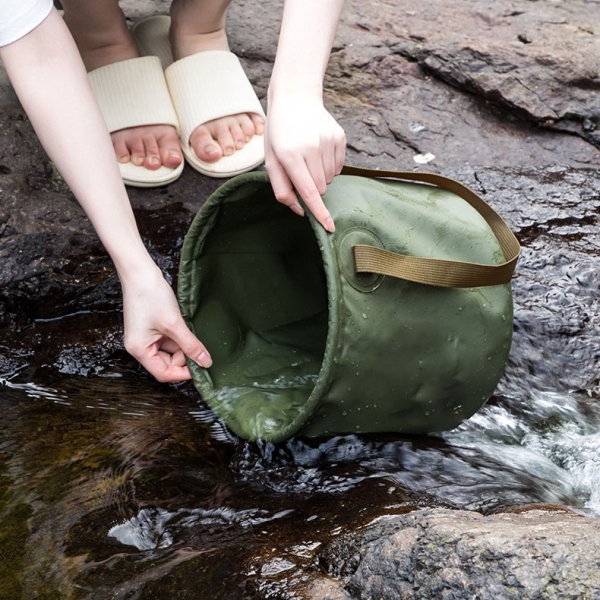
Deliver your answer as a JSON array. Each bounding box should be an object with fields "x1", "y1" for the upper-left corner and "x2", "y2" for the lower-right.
[
  {"x1": 325, "y1": 0, "x2": 600, "y2": 170},
  {"x1": 0, "y1": 0, "x2": 599, "y2": 598},
  {"x1": 318, "y1": 507, "x2": 600, "y2": 599}
]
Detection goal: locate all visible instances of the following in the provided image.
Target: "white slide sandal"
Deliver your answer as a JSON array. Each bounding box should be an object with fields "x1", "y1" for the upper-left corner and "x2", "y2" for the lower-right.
[
  {"x1": 133, "y1": 16, "x2": 266, "y2": 178},
  {"x1": 88, "y1": 55, "x2": 184, "y2": 187}
]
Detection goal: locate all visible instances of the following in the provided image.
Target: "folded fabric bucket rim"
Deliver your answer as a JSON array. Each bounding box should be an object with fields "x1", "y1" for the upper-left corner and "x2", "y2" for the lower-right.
[{"x1": 177, "y1": 171, "x2": 338, "y2": 441}]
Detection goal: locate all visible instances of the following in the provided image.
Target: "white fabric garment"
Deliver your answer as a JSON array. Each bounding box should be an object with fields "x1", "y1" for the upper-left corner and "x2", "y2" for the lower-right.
[{"x1": 0, "y1": 0, "x2": 53, "y2": 47}]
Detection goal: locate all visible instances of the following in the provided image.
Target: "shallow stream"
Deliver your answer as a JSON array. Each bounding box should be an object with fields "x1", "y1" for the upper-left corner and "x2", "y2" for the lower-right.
[
  {"x1": 1, "y1": 270, "x2": 598, "y2": 598},
  {"x1": 1, "y1": 181, "x2": 599, "y2": 597}
]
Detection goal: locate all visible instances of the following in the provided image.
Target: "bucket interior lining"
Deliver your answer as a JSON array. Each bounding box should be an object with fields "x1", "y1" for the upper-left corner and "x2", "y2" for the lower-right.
[{"x1": 190, "y1": 186, "x2": 328, "y2": 439}]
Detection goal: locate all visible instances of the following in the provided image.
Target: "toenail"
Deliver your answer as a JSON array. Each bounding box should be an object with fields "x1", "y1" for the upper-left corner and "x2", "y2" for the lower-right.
[
  {"x1": 245, "y1": 136, "x2": 251, "y2": 143},
  {"x1": 225, "y1": 147, "x2": 234, "y2": 156},
  {"x1": 119, "y1": 155, "x2": 130, "y2": 164},
  {"x1": 150, "y1": 157, "x2": 160, "y2": 166},
  {"x1": 205, "y1": 144, "x2": 220, "y2": 156}
]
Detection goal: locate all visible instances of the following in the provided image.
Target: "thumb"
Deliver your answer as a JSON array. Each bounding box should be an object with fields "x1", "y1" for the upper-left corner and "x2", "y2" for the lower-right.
[{"x1": 166, "y1": 319, "x2": 213, "y2": 368}]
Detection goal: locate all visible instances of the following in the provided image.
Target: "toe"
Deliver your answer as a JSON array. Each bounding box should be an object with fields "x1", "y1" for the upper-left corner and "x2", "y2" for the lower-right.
[
  {"x1": 215, "y1": 118, "x2": 237, "y2": 157},
  {"x1": 157, "y1": 131, "x2": 183, "y2": 169},
  {"x1": 112, "y1": 132, "x2": 131, "y2": 164},
  {"x1": 250, "y1": 113, "x2": 265, "y2": 135},
  {"x1": 190, "y1": 125, "x2": 223, "y2": 163},
  {"x1": 238, "y1": 114, "x2": 255, "y2": 143},
  {"x1": 142, "y1": 134, "x2": 161, "y2": 170},
  {"x1": 229, "y1": 118, "x2": 246, "y2": 150},
  {"x1": 129, "y1": 137, "x2": 146, "y2": 167}
]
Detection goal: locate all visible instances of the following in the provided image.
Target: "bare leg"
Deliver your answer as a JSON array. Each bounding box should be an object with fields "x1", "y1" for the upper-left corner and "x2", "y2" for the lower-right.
[
  {"x1": 61, "y1": 0, "x2": 182, "y2": 171},
  {"x1": 169, "y1": 0, "x2": 265, "y2": 163}
]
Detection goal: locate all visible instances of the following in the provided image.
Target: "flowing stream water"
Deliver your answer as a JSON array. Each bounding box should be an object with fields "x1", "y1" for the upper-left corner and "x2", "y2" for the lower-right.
[{"x1": 1, "y1": 306, "x2": 598, "y2": 598}]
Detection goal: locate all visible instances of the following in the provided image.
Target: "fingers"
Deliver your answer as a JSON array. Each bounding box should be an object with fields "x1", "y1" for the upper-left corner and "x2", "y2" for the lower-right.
[
  {"x1": 138, "y1": 352, "x2": 193, "y2": 384},
  {"x1": 268, "y1": 152, "x2": 335, "y2": 233},
  {"x1": 267, "y1": 155, "x2": 305, "y2": 217},
  {"x1": 265, "y1": 106, "x2": 346, "y2": 234},
  {"x1": 125, "y1": 317, "x2": 212, "y2": 383},
  {"x1": 161, "y1": 317, "x2": 213, "y2": 370}
]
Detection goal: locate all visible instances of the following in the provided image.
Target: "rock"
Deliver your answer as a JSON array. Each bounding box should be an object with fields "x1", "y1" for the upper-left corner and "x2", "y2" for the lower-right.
[
  {"x1": 304, "y1": 577, "x2": 353, "y2": 600},
  {"x1": 358, "y1": 0, "x2": 600, "y2": 148},
  {"x1": 441, "y1": 165, "x2": 600, "y2": 397},
  {"x1": 328, "y1": 0, "x2": 600, "y2": 169},
  {"x1": 0, "y1": 106, "x2": 223, "y2": 321},
  {"x1": 318, "y1": 507, "x2": 600, "y2": 599}
]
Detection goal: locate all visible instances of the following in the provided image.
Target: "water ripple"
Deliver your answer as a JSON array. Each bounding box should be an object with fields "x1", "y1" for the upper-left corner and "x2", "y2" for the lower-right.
[{"x1": 109, "y1": 506, "x2": 295, "y2": 551}]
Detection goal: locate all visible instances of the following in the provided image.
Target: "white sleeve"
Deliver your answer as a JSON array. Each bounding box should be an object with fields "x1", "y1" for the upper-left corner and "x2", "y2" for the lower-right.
[{"x1": 0, "y1": 0, "x2": 54, "y2": 47}]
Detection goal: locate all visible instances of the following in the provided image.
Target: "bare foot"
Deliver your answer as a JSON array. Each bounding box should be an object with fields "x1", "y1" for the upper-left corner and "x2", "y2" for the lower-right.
[
  {"x1": 169, "y1": 4, "x2": 265, "y2": 164},
  {"x1": 62, "y1": 0, "x2": 182, "y2": 172}
]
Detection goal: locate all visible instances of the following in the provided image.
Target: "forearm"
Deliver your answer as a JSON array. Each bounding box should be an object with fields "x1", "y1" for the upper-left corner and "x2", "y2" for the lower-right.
[
  {"x1": 0, "y1": 9, "x2": 155, "y2": 280},
  {"x1": 269, "y1": 0, "x2": 344, "y2": 101},
  {"x1": 0, "y1": 9, "x2": 213, "y2": 379}
]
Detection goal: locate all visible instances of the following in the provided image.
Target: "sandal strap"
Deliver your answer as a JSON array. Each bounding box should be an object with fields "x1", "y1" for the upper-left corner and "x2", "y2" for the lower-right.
[
  {"x1": 165, "y1": 50, "x2": 265, "y2": 150},
  {"x1": 88, "y1": 56, "x2": 180, "y2": 134}
]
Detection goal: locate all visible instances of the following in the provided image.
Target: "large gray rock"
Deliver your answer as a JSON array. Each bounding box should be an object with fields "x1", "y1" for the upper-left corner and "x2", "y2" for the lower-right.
[
  {"x1": 395, "y1": 0, "x2": 600, "y2": 147},
  {"x1": 318, "y1": 507, "x2": 600, "y2": 599}
]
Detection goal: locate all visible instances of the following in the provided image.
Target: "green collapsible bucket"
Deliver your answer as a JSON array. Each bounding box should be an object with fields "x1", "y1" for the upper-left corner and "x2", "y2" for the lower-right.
[{"x1": 177, "y1": 166, "x2": 520, "y2": 442}]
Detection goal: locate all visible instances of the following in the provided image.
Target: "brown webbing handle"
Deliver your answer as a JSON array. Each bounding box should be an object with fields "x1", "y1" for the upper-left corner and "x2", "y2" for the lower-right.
[{"x1": 341, "y1": 165, "x2": 521, "y2": 288}]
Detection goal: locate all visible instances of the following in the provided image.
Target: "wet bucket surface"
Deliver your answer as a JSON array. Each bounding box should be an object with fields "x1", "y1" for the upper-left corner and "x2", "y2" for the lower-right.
[{"x1": 178, "y1": 172, "x2": 515, "y2": 442}]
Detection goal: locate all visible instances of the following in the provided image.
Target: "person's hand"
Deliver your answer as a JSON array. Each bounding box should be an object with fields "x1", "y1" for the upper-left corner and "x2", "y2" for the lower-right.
[
  {"x1": 120, "y1": 267, "x2": 212, "y2": 382},
  {"x1": 264, "y1": 95, "x2": 346, "y2": 233}
]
